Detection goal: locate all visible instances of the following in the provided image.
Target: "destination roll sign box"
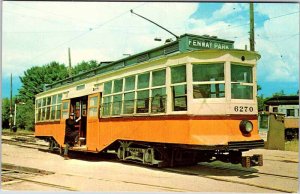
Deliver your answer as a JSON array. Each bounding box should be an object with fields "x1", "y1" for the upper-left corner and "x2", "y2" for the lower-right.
[{"x1": 188, "y1": 37, "x2": 234, "y2": 50}]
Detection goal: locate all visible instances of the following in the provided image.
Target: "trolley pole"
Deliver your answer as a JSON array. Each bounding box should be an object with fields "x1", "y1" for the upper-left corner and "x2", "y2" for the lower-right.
[
  {"x1": 250, "y1": 2, "x2": 255, "y2": 51},
  {"x1": 68, "y1": 47, "x2": 72, "y2": 77}
]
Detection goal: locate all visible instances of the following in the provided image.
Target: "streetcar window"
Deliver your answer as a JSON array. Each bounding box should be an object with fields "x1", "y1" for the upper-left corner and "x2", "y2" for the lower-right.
[
  {"x1": 46, "y1": 97, "x2": 51, "y2": 106},
  {"x1": 52, "y1": 95, "x2": 57, "y2": 105},
  {"x1": 112, "y1": 94, "x2": 122, "y2": 115},
  {"x1": 42, "y1": 98, "x2": 46, "y2": 106},
  {"x1": 63, "y1": 102, "x2": 69, "y2": 110},
  {"x1": 37, "y1": 99, "x2": 42, "y2": 108},
  {"x1": 38, "y1": 109, "x2": 41, "y2": 121},
  {"x1": 113, "y1": 79, "x2": 123, "y2": 93},
  {"x1": 123, "y1": 92, "x2": 135, "y2": 114},
  {"x1": 231, "y1": 64, "x2": 253, "y2": 83},
  {"x1": 193, "y1": 84, "x2": 225, "y2": 98},
  {"x1": 102, "y1": 96, "x2": 111, "y2": 116},
  {"x1": 50, "y1": 105, "x2": 56, "y2": 120},
  {"x1": 231, "y1": 64, "x2": 253, "y2": 100},
  {"x1": 193, "y1": 64, "x2": 224, "y2": 82},
  {"x1": 137, "y1": 73, "x2": 150, "y2": 89},
  {"x1": 57, "y1": 94, "x2": 62, "y2": 103},
  {"x1": 152, "y1": 69, "x2": 166, "y2": 87},
  {"x1": 136, "y1": 90, "x2": 149, "y2": 113},
  {"x1": 231, "y1": 85, "x2": 253, "y2": 99},
  {"x1": 56, "y1": 105, "x2": 61, "y2": 120},
  {"x1": 151, "y1": 88, "x2": 166, "y2": 113},
  {"x1": 125, "y1": 76, "x2": 135, "y2": 91},
  {"x1": 287, "y1": 109, "x2": 295, "y2": 117},
  {"x1": 171, "y1": 65, "x2": 186, "y2": 84},
  {"x1": 41, "y1": 108, "x2": 46, "y2": 121},
  {"x1": 172, "y1": 85, "x2": 187, "y2": 111},
  {"x1": 104, "y1": 81, "x2": 112, "y2": 95},
  {"x1": 62, "y1": 101, "x2": 69, "y2": 119},
  {"x1": 88, "y1": 96, "x2": 99, "y2": 117},
  {"x1": 76, "y1": 84, "x2": 85, "y2": 90},
  {"x1": 46, "y1": 107, "x2": 51, "y2": 120}
]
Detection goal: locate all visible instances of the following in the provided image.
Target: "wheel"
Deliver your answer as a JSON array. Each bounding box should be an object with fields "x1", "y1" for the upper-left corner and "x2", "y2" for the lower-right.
[
  {"x1": 229, "y1": 151, "x2": 242, "y2": 164},
  {"x1": 49, "y1": 139, "x2": 55, "y2": 152},
  {"x1": 59, "y1": 146, "x2": 64, "y2": 156}
]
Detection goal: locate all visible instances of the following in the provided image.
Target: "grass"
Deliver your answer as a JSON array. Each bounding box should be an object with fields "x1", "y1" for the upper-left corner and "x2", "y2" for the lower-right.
[
  {"x1": 2, "y1": 128, "x2": 34, "y2": 136},
  {"x1": 285, "y1": 139, "x2": 299, "y2": 152}
]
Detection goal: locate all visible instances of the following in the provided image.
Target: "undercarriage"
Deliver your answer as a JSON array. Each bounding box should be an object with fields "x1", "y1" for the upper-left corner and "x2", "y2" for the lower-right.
[{"x1": 114, "y1": 140, "x2": 264, "y2": 168}]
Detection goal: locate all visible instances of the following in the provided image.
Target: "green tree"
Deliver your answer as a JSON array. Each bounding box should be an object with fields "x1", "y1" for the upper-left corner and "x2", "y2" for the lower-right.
[
  {"x1": 18, "y1": 61, "x2": 69, "y2": 103},
  {"x1": 2, "y1": 98, "x2": 11, "y2": 129},
  {"x1": 16, "y1": 101, "x2": 35, "y2": 130},
  {"x1": 272, "y1": 89, "x2": 285, "y2": 97},
  {"x1": 13, "y1": 60, "x2": 100, "y2": 131},
  {"x1": 71, "y1": 60, "x2": 99, "y2": 75}
]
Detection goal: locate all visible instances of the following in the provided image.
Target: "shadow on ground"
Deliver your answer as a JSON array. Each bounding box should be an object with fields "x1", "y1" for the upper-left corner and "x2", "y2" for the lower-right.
[{"x1": 43, "y1": 149, "x2": 259, "y2": 178}]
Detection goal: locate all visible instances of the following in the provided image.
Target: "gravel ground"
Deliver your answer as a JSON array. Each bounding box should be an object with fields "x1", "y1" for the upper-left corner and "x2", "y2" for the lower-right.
[{"x1": 1, "y1": 142, "x2": 298, "y2": 192}]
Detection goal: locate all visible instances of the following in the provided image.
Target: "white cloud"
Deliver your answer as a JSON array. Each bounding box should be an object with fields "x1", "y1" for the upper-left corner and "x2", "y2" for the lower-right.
[
  {"x1": 2, "y1": 2, "x2": 198, "y2": 78},
  {"x1": 210, "y1": 3, "x2": 245, "y2": 22},
  {"x1": 2, "y1": 2, "x2": 299, "y2": 89},
  {"x1": 254, "y1": 3, "x2": 299, "y2": 83}
]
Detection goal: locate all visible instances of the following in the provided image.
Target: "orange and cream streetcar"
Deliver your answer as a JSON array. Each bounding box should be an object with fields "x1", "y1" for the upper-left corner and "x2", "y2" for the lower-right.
[{"x1": 35, "y1": 34, "x2": 264, "y2": 167}]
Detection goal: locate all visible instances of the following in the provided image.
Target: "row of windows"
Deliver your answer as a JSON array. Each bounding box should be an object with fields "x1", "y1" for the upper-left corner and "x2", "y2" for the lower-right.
[
  {"x1": 35, "y1": 63, "x2": 254, "y2": 120},
  {"x1": 36, "y1": 94, "x2": 62, "y2": 122},
  {"x1": 270, "y1": 106, "x2": 299, "y2": 117},
  {"x1": 100, "y1": 63, "x2": 253, "y2": 117}
]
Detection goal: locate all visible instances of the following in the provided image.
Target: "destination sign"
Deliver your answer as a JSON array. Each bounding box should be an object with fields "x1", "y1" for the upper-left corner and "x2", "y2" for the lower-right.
[{"x1": 188, "y1": 38, "x2": 234, "y2": 50}]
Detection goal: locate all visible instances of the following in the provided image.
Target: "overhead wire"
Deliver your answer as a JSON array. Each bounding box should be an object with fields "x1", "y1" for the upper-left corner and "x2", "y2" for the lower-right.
[
  {"x1": 7, "y1": 2, "x2": 96, "y2": 27},
  {"x1": 210, "y1": 10, "x2": 299, "y2": 35},
  {"x1": 22, "y1": 3, "x2": 146, "y2": 65}
]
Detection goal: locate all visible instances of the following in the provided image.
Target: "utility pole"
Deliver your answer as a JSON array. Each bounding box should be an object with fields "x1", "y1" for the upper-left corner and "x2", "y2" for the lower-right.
[
  {"x1": 10, "y1": 73, "x2": 13, "y2": 132},
  {"x1": 68, "y1": 47, "x2": 72, "y2": 77},
  {"x1": 250, "y1": 2, "x2": 255, "y2": 51}
]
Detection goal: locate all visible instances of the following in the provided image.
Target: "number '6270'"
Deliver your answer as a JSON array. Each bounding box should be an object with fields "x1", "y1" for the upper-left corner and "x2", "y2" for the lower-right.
[{"x1": 234, "y1": 106, "x2": 254, "y2": 112}]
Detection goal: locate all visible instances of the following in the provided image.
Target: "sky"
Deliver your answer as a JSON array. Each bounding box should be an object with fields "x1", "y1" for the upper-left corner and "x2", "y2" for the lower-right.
[{"x1": 1, "y1": 2, "x2": 299, "y2": 98}]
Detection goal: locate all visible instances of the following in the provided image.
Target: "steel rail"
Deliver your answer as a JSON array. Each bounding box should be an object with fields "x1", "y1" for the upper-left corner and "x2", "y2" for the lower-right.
[
  {"x1": 1, "y1": 174, "x2": 77, "y2": 191},
  {"x1": 163, "y1": 167, "x2": 297, "y2": 193},
  {"x1": 3, "y1": 136, "x2": 298, "y2": 192},
  {"x1": 196, "y1": 163, "x2": 298, "y2": 180}
]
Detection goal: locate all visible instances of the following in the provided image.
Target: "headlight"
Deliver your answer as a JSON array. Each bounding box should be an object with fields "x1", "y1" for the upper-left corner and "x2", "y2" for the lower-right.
[{"x1": 240, "y1": 120, "x2": 253, "y2": 134}]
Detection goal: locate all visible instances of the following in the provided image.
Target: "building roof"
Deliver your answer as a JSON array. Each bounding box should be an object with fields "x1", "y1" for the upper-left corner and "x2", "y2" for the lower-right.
[{"x1": 264, "y1": 95, "x2": 299, "y2": 106}]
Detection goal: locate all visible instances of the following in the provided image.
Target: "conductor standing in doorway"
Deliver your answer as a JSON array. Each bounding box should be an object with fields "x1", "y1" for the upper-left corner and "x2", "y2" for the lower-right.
[{"x1": 64, "y1": 112, "x2": 81, "y2": 160}]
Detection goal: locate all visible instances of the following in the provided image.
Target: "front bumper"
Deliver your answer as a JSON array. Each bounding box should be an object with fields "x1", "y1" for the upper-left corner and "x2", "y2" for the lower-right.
[{"x1": 228, "y1": 140, "x2": 265, "y2": 151}]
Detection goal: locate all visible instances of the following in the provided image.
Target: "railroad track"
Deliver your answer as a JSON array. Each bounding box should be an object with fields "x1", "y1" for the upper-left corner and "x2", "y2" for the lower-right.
[
  {"x1": 2, "y1": 135, "x2": 298, "y2": 193},
  {"x1": 1, "y1": 164, "x2": 77, "y2": 191},
  {"x1": 163, "y1": 164, "x2": 298, "y2": 193},
  {"x1": 2, "y1": 138, "x2": 49, "y2": 150}
]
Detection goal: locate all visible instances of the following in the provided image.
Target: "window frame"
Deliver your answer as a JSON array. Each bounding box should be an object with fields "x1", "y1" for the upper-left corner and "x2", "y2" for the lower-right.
[
  {"x1": 230, "y1": 63, "x2": 254, "y2": 100},
  {"x1": 192, "y1": 63, "x2": 226, "y2": 99},
  {"x1": 88, "y1": 93, "x2": 100, "y2": 118},
  {"x1": 101, "y1": 68, "x2": 167, "y2": 117},
  {"x1": 170, "y1": 64, "x2": 187, "y2": 112}
]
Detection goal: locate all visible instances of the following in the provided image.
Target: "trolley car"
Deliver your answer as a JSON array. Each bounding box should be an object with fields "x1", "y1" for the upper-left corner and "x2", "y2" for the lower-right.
[{"x1": 35, "y1": 34, "x2": 264, "y2": 167}]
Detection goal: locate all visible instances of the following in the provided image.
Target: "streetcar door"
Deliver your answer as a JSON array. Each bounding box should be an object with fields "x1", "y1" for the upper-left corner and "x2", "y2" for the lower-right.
[{"x1": 70, "y1": 96, "x2": 88, "y2": 145}]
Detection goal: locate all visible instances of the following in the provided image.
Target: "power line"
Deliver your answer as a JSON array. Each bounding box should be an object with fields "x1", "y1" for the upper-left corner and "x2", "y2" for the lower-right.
[
  {"x1": 23, "y1": 3, "x2": 146, "y2": 65},
  {"x1": 8, "y1": 2, "x2": 95, "y2": 27},
  {"x1": 211, "y1": 10, "x2": 299, "y2": 34}
]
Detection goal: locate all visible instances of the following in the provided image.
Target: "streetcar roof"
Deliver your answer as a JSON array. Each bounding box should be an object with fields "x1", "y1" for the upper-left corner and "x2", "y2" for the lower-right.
[{"x1": 37, "y1": 33, "x2": 259, "y2": 97}]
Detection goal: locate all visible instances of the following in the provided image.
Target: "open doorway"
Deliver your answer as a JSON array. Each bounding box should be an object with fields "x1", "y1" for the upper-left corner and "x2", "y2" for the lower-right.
[{"x1": 70, "y1": 96, "x2": 87, "y2": 146}]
